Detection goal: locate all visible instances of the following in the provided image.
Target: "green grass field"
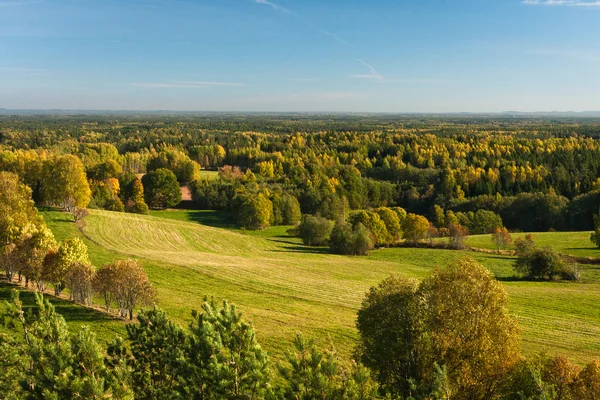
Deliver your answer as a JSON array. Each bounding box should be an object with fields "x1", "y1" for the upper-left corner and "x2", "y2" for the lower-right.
[
  {"x1": 198, "y1": 170, "x2": 219, "y2": 180},
  {"x1": 27, "y1": 209, "x2": 600, "y2": 364},
  {"x1": 465, "y1": 231, "x2": 600, "y2": 258}
]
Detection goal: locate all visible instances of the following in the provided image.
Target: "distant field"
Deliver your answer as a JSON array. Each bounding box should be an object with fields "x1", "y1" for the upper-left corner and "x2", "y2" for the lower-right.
[
  {"x1": 465, "y1": 231, "x2": 600, "y2": 258},
  {"x1": 31, "y1": 208, "x2": 600, "y2": 364},
  {"x1": 198, "y1": 170, "x2": 219, "y2": 180}
]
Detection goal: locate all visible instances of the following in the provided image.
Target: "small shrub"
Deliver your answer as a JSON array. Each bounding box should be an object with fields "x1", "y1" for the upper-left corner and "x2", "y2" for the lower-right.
[
  {"x1": 559, "y1": 264, "x2": 581, "y2": 282},
  {"x1": 514, "y1": 234, "x2": 536, "y2": 256},
  {"x1": 515, "y1": 246, "x2": 569, "y2": 280},
  {"x1": 297, "y1": 214, "x2": 334, "y2": 246}
]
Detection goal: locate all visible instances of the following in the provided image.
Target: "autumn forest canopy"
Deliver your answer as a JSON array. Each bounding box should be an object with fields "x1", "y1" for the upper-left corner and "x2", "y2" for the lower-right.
[
  {"x1": 2, "y1": 114, "x2": 600, "y2": 399},
  {"x1": 2, "y1": 114, "x2": 600, "y2": 232}
]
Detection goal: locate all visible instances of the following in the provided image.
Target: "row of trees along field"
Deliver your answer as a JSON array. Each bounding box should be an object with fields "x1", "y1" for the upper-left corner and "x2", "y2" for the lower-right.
[
  {"x1": 2, "y1": 116, "x2": 600, "y2": 233},
  {"x1": 2, "y1": 259, "x2": 600, "y2": 399},
  {"x1": 0, "y1": 172, "x2": 156, "y2": 319}
]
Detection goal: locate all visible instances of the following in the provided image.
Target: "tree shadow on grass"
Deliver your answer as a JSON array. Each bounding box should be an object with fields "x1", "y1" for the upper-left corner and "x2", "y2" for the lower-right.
[
  {"x1": 495, "y1": 276, "x2": 578, "y2": 283},
  {"x1": 564, "y1": 247, "x2": 599, "y2": 252},
  {"x1": 269, "y1": 237, "x2": 303, "y2": 246},
  {"x1": 496, "y1": 276, "x2": 528, "y2": 282},
  {"x1": 183, "y1": 210, "x2": 238, "y2": 229},
  {"x1": 0, "y1": 282, "x2": 116, "y2": 324},
  {"x1": 269, "y1": 244, "x2": 334, "y2": 255}
]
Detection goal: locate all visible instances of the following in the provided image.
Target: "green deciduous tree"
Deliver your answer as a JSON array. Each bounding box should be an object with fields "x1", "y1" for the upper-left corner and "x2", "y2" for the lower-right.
[
  {"x1": 41, "y1": 155, "x2": 91, "y2": 211},
  {"x1": 376, "y1": 207, "x2": 402, "y2": 242},
  {"x1": 402, "y1": 213, "x2": 430, "y2": 243},
  {"x1": 391, "y1": 207, "x2": 407, "y2": 225},
  {"x1": 468, "y1": 209, "x2": 504, "y2": 235},
  {"x1": 46, "y1": 237, "x2": 90, "y2": 296},
  {"x1": 356, "y1": 275, "x2": 419, "y2": 397},
  {"x1": 142, "y1": 168, "x2": 182, "y2": 209},
  {"x1": 297, "y1": 214, "x2": 334, "y2": 246},
  {"x1": 514, "y1": 246, "x2": 577, "y2": 281},
  {"x1": 147, "y1": 148, "x2": 200, "y2": 183},
  {"x1": 349, "y1": 210, "x2": 390, "y2": 246},
  {"x1": 330, "y1": 221, "x2": 374, "y2": 256},
  {"x1": 238, "y1": 193, "x2": 273, "y2": 230},
  {"x1": 272, "y1": 193, "x2": 301, "y2": 225}
]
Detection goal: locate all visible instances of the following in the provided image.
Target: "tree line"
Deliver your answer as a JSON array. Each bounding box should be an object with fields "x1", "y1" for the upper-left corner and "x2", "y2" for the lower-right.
[{"x1": 0, "y1": 171, "x2": 156, "y2": 319}]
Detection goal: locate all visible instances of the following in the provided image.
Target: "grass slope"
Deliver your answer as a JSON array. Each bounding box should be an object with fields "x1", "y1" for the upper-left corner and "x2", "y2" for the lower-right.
[
  {"x1": 38, "y1": 208, "x2": 600, "y2": 364},
  {"x1": 0, "y1": 282, "x2": 125, "y2": 343}
]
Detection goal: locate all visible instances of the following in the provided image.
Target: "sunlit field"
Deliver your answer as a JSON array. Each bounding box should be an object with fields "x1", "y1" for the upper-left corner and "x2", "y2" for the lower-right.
[{"x1": 22, "y1": 209, "x2": 600, "y2": 364}]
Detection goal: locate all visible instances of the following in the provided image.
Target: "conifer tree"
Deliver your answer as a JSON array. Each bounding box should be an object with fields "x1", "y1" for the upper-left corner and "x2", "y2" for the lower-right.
[{"x1": 1, "y1": 290, "x2": 131, "y2": 399}]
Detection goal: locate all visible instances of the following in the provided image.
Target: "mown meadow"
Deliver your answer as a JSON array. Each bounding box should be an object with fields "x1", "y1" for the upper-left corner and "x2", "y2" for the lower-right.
[{"x1": 19, "y1": 208, "x2": 600, "y2": 364}]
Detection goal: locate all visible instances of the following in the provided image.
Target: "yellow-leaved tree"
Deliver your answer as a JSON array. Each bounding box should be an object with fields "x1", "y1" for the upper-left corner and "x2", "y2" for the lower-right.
[{"x1": 357, "y1": 258, "x2": 520, "y2": 399}]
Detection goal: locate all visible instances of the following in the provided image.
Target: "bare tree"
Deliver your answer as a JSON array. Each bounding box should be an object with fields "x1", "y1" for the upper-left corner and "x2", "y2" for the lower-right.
[
  {"x1": 491, "y1": 227, "x2": 513, "y2": 252},
  {"x1": 72, "y1": 207, "x2": 90, "y2": 223},
  {"x1": 448, "y1": 223, "x2": 469, "y2": 250}
]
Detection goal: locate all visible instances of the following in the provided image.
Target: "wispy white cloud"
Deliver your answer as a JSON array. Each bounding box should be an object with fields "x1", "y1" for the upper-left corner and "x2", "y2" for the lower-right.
[
  {"x1": 253, "y1": 0, "x2": 349, "y2": 46},
  {"x1": 129, "y1": 81, "x2": 246, "y2": 89},
  {"x1": 129, "y1": 83, "x2": 206, "y2": 89},
  {"x1": 284, "y1": 78, "x2": 320, "y2": 82},
  {"x1": 255, "y1": 0, "x2": 292, "y2": 14},
  {"x1": 381, "y1": 78, "x2": 466, "y2": 84},
  {"x1": 319, "y1": 29, "x2": 350, "y2": 45},
  {"x1": 173, "y1": 80, "x2": 246, "y2": 87},
  {"x1": 348, "y1": 59, "x2": 383, "y2": 80},
  {"x1": 524, "y1": 0, "x2": 600, "y2": 6}
]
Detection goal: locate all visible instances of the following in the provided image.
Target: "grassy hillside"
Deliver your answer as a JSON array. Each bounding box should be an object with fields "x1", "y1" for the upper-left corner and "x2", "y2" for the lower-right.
[
  {"x1": 38, "y1": 209, "x2": 600, "y2": 363},
  {"x1": 0, "y1": 282, "x2": 125, "y2": 342}
]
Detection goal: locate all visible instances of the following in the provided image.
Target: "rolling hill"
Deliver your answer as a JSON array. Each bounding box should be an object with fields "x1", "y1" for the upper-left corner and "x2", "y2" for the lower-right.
[{"x1": 36, "y1": 209, "x2": 600, "y2": 363}]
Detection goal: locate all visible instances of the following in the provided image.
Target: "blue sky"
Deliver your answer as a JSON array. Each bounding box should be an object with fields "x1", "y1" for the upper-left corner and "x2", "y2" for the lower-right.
[{"x1": 1, "y1": 0, "x2": 599, "y2": 112}]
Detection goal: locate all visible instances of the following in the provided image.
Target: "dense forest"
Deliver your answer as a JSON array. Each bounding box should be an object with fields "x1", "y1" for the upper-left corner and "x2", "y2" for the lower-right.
[{"x1": 1, "y1": 115, "x2": 600, "y2": 235}]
